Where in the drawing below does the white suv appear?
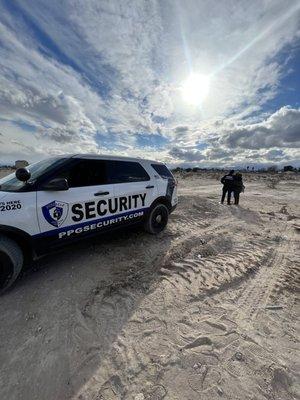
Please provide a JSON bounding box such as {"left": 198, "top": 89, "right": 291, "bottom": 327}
{"left": 0, "top": 155, "right": 177, "bottom": 293}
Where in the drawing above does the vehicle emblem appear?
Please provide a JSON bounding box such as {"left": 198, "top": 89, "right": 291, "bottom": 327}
{"left": 42, "top": 200, "right": 69, "bottom": 227}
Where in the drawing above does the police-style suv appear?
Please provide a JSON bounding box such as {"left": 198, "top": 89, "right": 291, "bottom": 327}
{"left": 0, "top": 155, "right": 177, "bottom": 293}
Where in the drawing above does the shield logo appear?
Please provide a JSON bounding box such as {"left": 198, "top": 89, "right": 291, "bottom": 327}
{"left": 42, "top": 200, "right": 69, "bottom": 227}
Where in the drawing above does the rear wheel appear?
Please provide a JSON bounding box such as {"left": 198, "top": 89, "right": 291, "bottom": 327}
{"left": 144, "top": 203, "right": 169, "bottom": 234}
{"left": 0, "top": 235, "right": 23, "bottom": 295}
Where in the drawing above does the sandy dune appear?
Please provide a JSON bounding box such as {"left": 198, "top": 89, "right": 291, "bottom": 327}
{"left": 0, "top": 174, "right": 299, "bottom": 400}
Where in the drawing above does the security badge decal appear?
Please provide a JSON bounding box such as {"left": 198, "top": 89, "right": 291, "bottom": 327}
{"left": 42, "top": 201, "right": 69, "bottom": 227}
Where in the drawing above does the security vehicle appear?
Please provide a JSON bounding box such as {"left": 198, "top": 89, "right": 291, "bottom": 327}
{"left": 0, "top": 155, "right": 177, "bottom": 293}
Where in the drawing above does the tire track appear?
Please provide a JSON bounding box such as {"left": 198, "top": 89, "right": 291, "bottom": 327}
{"left": 73, "top": 196, "right": 297, "bottom": 400}
{"left": 159, "top": 241, "right": 268, "bottom": 301}
{"left": 231, "top": 225, "right": 297, "bottom": 323}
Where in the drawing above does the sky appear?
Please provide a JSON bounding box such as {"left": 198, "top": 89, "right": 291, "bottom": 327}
{"left": 0, "top": 0, "right": 300, "bottom": 168}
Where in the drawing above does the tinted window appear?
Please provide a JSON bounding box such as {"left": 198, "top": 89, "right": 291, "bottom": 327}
{"left": 108, "top": 161, "right": 150, "bottom": 183}
{"left": 54, "top": 160, "right": 108, "bottom": 188}
{"left": 151, "top": 164, "right": 173, "bottom": 179}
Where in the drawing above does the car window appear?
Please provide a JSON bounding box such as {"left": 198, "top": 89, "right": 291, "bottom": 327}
{"left": 0, "top": 158, "right": 67, "bottom": 192}
{"left": 108, "top": 161, "right": 150, "bottom": 183}
{"left": 151, "top": 164, "right": 173, "bottom": 179}
{"left": 55, "top": 160, "right": 109, "bottom": 188}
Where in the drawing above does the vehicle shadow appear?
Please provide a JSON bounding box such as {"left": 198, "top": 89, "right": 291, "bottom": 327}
{"left": 0, "top": 224, "right": 176, "bottom": 400}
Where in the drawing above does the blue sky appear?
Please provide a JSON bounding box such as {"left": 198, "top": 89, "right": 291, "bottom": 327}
{"left": 0, "top": 0, "right": 299, "bottom": 167}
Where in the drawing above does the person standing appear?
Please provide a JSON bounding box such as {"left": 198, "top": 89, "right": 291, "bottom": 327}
{"left": 220, "top": 170, "right": 235, "bottom": 204}
{"left": 233, "top": 172, "right": 245, "bottom": 205}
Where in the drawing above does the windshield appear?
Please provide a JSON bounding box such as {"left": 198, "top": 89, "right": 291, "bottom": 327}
{"left": 0, "top": 158, "right": 67, "bottom": 192}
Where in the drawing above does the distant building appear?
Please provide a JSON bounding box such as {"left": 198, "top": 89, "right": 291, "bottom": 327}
{"left": 15, "top": 160, "right": 29, "bottom": 169}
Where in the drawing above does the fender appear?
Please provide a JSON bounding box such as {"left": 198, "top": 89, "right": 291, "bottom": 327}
{"left": 0, "top": 224, "right": 36, "bottom": 261}
{"left": 148, "top": 196, "right": 172, "bottom": 213}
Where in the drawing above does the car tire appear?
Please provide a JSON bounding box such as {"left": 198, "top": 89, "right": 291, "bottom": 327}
{"left": 144, "top": 203, "right": 169, "bottom": 234}
{"left": 0, "top": 235, "right": 23, "bottom": 295}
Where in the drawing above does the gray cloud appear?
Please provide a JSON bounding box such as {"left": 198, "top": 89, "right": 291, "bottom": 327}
{"left": 169, "top": 147, "right": 205, "bottom": 162}
{"left": 11, "top": 140, "right": 38, "bottom": 153}
{"left": 1, "top": 86, "right": 73, "bottom": 125}
{"left": 205, "top": 147, "right": 236, "bottom": 161}
{"left": 174, "top": 126, "right": 189, "bottom": 133}
{"left": 264, "top": 149, "right": 286, "bottom": 161}
{"left": 222, "top": 107, "right": 300, "bottom": 150}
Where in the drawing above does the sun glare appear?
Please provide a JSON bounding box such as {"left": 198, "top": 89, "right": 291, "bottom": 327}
{"left": 181, "top": 73, "right": 210, "bottom": 105}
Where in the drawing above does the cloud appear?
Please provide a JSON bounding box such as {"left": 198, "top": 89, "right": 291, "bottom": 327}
{"left": 174, "top": 126, "right": 189, "bottom": 133}
{"left": 205, "top": 147, "right": 236, "bottom": 161}
{"left": 0, "top": 0, "right": 300, "bottom": 166}
{"left": 169, "top": 147, "right": 205, "bottom": 162}
{"left": 264, "top": 149, "right": 286, "bottom": 161}
{"left": 221, "top": 106, "right": 300, "bottom": 150}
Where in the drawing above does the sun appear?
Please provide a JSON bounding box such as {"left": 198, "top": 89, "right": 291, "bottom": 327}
{"left": 181, "top": 73, "right": 210, "bottom": 105}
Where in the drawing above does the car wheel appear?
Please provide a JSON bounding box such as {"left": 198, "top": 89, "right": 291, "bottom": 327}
{"left": 144, "top": 203, "right": 169, "bottom": 234}
{"left": 0, "top": 235, "right": 23, "bottom": 295}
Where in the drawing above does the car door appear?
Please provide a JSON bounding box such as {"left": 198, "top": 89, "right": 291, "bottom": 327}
{"left": 0, "top": 191, "right": 38, "bottom": 236}
{"left": 36, "top": 158, "right": 115, "bottom": 245}
{"left": 109, "top": 160, "right": 157, "bottom": 221}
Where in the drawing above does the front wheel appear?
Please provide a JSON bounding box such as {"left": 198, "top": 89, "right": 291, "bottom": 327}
{"left": 144, "top": 204, "right": 169, "bottom": 234}
{"left": 0, "top": 235, "right": 23, "bottom": 295}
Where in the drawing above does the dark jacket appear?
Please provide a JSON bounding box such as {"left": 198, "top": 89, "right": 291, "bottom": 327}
{"left": 221, "top": 174, "right": 235, "bottom": 189}
{"left": 233, "top": 175, "right": 245, "bottom": 193}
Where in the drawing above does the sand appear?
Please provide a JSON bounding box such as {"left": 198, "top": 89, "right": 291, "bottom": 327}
{"left": 0, "top": 173, "right": 299, "bottom": 400}
{"left": 0, "top": 168, "right": 15, "bottom": 179}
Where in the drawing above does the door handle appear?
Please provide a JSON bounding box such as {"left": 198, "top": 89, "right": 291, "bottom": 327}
{"left": 145, "top": 185, "right": 154, "bottom": 189}
{"left": 94, "top": 191, "right": 110, "bottom": 196}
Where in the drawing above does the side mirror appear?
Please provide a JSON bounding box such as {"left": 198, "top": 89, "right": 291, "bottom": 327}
{"left": 42, "top": 178, "right": 69, "bottom": 191}
{"left": 16, "top": 168, "right": 31, "bottom": 182}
